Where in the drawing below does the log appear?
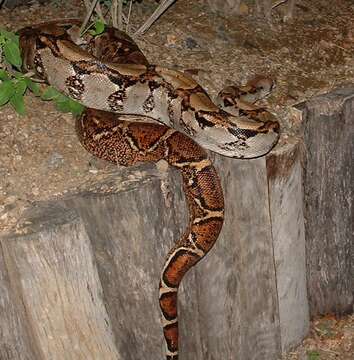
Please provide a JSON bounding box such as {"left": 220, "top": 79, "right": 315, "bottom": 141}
{"left": 299, "top": 86, "right": 354, "bottom": 317}
{"left": 1, "top": 203, "right": 121, "bottom": 360}
{"left": 266, "top": 139, "right": 309, "bottom": 351}
{"left": 198, "top": 155, "right": 282, "bottom": 359}
{"left": 0, "top": 134, "right": 309, "bottom": 359}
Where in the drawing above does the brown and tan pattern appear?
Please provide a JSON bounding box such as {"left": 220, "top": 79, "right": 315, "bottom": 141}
{"left": 18, "top": 19, "right": 279, "bottom": 159}
{"left": 18, "top": 20, "right": 279, "bottom": 359}
{"left": 77, "top": 109, "right": 224, "bottom": 359}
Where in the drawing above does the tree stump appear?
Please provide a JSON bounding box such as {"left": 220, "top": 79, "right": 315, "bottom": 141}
{"left": 299, "top": 86, "right": 354, "bottom": 317}
{"left": 0, "top": 128, "right": 309, "bottom": 359}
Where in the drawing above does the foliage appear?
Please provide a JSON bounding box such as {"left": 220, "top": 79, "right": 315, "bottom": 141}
{"left": 41, "top": 87, "right": 84, "bottom": 115}
{"left": 0, "top": 28, "right": 26, "bottom": 114}
{"left": 0, "top": 28, "right": 84, "bottom": 116}
{"left": 87, "top": 20, "right": 106, "bottom": 36}
{"left": 307, "top": 350, "right": 321, "bottom": 360}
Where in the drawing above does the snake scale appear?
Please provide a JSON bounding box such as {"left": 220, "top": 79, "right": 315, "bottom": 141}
{"left": 18, "top": 19, "right": 279, "bottom": 359}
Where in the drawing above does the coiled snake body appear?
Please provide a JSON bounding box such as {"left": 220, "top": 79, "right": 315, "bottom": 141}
{"left": 19, "top": 20, "right": 279, "bottom": 359}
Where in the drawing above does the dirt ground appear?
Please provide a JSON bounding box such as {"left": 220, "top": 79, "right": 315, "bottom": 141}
{"left": 283, "top": 314, "right": 354, "bottom": 360}
{"left": 0, "top": 0, "right": 353, "bottom": 358}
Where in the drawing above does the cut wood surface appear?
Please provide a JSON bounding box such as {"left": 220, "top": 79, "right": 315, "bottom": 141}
{"left": 1, "top": 205, "right": 121, "bottom": 360}
{"left": 1, "top": 87, "right": 353, "bottom": 360}
{"left": 1, "top": 137, "right": 308, "bottom": 359}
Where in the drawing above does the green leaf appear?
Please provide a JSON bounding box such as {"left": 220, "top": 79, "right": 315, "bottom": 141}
{"left": 0, "top": 69, "right": 9, "bottom": 80}
{"left": 307, "top": 350, "right": 320, "bottom": 360}
{"left": 15, "top": 78, "right": 27, "bottom": 95}
{"left": 55, "top": 98, "right": 71, "bottom": 112}
{"left": 10, "top": 92, "right": 25, "bottom": 115}
{"left": 4, "top": 40, "right": 22, "bottom": 69}
{"left": 83, "top": 21, "right": 97, "bottom": 36}
{"left": 67, "top": 99, "right": 85, "bottom": 115}
{"left": 55, "top": 96, "right": 84, "bottom": 115}
{"left": 25, "top": 79, "right": 41, "bottom": 96}
{"left": 41, "top": 86, "right": 61, "bottom": 100}
{"left": 94, "top": 21, "right": 105, "bottom": 35}
{"left": 13, "top": 70, "right": 26, "bottom": 79}
{"left": 41, "top": 87, "right": 83, "bottom": 115}
{"left": 0, "top": 29, "right": 19, "bottom": 44}
{"left": 0, "top": 80, "right": 15, "bottom": 106}
{"left": 88, "top": 20, "right": 105, "bottom": 36}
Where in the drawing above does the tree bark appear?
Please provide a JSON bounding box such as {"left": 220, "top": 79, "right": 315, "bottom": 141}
{"left": 299, "top": 86, "right": 354, "bottom": 317}
{"left": 0, "top": 138, "right": 309, "bottom": 359}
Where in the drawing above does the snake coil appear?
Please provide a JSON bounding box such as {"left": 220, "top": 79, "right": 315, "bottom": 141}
{"left": 19, "top": 20, "right": 279, "bottom": 359}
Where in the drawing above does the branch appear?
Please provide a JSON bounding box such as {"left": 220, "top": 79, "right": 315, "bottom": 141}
{"left": 118, "top": 0, "right": 123, "bottom": 30}
{"left": 134, "top": 0, "right": 176, "bottom": 36}
{"left": 111, "top": 0, "right": 124, "bottom": 29}
{"left": 126, "top": 0, "right": 133, "bottom": 33}
{"left": 80, "top": 0, "right": 101, "bottom": 34}
{"left": 272, "top": 0, "right": 289, "bottom": 9}
{"left": 111, "top": 0, "right": 118, "bottom": 28}
{"left": 83, "top": 0, "right": 105, "bottom": 22}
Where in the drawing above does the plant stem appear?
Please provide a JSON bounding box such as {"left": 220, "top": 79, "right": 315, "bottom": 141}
{"left": 80, "top": 0, "right": 103, "bottom": 34}
{"left": 134, "top": 0, "right": 176, "bottom": 36}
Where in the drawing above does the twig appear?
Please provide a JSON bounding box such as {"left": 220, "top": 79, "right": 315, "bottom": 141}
{"left": 284, "top": 0, "right": 297, "bottom": 21}
{"left": 134, "top": 0, "right": 176, "bottom": 36}
{"left": 118, "top": 0, "right": 123, "bottom": 30}
{"left": 272, "top": 0, "right": 289, "bottom": 9}
{"left": 83, "top": 0, "right": 105, "bottom": 22}
{"left": 96, "top": 3, "right": 105, "bottom": 22}
{"left": 111, "top": 0, "right": 118, "bottom": 28}
{"left": 0, "top": 62, "right": 44, "bottom": 82}
{"left": 111, "top": 0, "right": 124, "bottom": 29}
{"left": 80, "top": 0, "right": 102, "bottom": 34}
{"left": 126, "top": 0, "right": 133, "bottom": 33}
{"left": 83, "top": 0, "right": 90, "bottom": 11}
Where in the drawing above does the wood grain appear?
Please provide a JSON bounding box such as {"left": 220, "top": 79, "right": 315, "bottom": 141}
{"left": 0, "top": 138, "right": 311, "bottom": 359}
{"left": 300, "top": 87, "right": 354, "bottom": 316}
{"left": 197, "top": 155, "right": 282, "bottom": 360}
{"left": 267, "top": 139, "right": 310, "bottom": 351}
{"left": 1, "top": 204, "right": 120, "bottom": 360}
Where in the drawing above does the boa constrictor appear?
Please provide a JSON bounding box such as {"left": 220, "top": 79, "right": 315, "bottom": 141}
{"left": 18, "top": 19, "right": 279, "bottom": 359}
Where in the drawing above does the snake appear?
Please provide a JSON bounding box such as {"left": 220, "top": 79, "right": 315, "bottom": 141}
{"left": 18, "top": 19, "right": 279, "bottom": 359}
